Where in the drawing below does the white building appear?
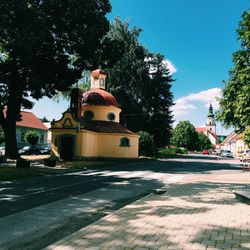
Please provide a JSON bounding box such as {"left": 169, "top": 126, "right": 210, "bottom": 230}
{"left": 196, "top": 103, "right": 217, "bottom": 146}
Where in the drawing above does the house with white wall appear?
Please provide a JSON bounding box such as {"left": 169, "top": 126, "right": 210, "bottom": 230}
{"left": 16, "top": 111, "right": 48, "bottom": 148}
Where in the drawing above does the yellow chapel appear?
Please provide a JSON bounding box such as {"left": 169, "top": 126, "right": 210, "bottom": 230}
{"left": 50, "top": 69, "right": 139, "bottom": 160}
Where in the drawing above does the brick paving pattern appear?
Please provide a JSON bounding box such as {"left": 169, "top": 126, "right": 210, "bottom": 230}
{"left": 46, "top": 181, "right": 250, "bottom": 250}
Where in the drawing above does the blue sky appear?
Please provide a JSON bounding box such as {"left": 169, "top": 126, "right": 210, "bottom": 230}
{"left": 30, "top": 0, "right": 249, "bottom": 135}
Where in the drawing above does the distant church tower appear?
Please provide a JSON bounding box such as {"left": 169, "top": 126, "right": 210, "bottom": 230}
{"left": 206, "top": 103, "right": 216, "bottom": 134}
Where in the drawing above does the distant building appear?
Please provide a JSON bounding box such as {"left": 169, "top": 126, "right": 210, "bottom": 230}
{"left": 196, "top": 127, "right": 217, "bottom": 146}
{"left": 1, "top": 109, "right": 48, "bottom": 148}
{"left": 196, "top": 103, "right": 217, "bottom": 146}
{"left": 206, "top": 103, "right": 216, "bottom": 134}
{"left": 195, "top": 103, "right": 228, "bottom": 148}
{"left": 220, "top": 131, "right": 249, "bottom": 157}
{"left": 50, "top": 69, "right": 139, "bottom": 160}
{"left": 16, "top": 111, "right": 48, "bottom": 148}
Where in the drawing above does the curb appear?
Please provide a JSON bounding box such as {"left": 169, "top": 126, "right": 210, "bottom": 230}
{"left": 233, "top": 190, "right": 250, "bottom": 205}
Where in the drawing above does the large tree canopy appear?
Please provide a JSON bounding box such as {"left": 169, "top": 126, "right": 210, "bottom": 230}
{"left": 171, "top": 121, "right": 198, "bottom": 150}
{"left": 106, "top": 18, "right": 148, "bottom": 131}
{"left": 106, "top": 18, "right": 174, "bottom": 146}
{"left": 0, "top": 0, "right": 112, "bottom": 158}
{"left": 143, "top": 54, "right": 174, "bottom": 146}
{"left": 197, "top": 132, "right": 212, "bottom": 151}
{"left": 217, "top": 11, "right": 250, "bottom": 130}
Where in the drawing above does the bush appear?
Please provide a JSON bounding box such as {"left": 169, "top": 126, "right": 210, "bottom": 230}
{"left": 176, "top": 147, "right": 188, "bottom": 154}
{"left": 44, "top": 156, "right": 58, "bottom": 167}
{"left": 24, "top": 131, "right": 39, "bottom": 147}
{"left": 16, "top": 158, "right": 30, "bottom": 168}
{"left": 158, "top": 147, "right": 188, "bottom": 158}
{"left": 138, "top": 131, "right": 157, "bottom": 157}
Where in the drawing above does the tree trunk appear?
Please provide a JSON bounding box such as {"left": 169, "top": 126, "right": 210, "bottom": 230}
{"left": 4, "top": 82, "right": 22, "bottom": 159}
{"left": 5, "top": 121, "right": 19, "bottom": 159}
{"left": 4, "top": 102, "right": 19, "bottom": 159}
{"left": 0, "top": 55, "right": 23, "bottom": 159}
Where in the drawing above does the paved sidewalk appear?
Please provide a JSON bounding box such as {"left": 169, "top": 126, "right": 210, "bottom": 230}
{"left": 45, "top": 180, "right": 250, "bottom": 250}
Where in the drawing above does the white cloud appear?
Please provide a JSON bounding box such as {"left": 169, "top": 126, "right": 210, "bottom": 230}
{"left": 172, "top": 98, "right": 196, "bottom": 116}
{"left": 145, "top": 57, "right": 177, "bottom": 75}
{"left": 162, "top": 59, "right": 177, "bottom": 75}
{"left": 172, "top": 87, "right": 222, "bottom": 117}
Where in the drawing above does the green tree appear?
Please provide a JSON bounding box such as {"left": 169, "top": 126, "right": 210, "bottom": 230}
{"left": 107, "top": 18, "right": 149, "bottom": 132}
{"left": 107, "top": 19, "right": 174, "bottom": 146}
{"left": 217, "top": 11, "right": 250, "bottom": 130}
{"left": 143, "top": 54, "right": 174, "bottom": 146}
{"left": 197, "top": 133, "right": 212, "bottom": 151}
{"left": 24, "top": 131, "right": 39, "bottom": 147}
{"left": 171, "top": 121, "right": 198, "bottom": 150}
{"left": 0, "top": 0, "right": 112, "bottom": 158}
{"left": 244, "top": 127, "right": 250, "bottom": 147}
{"left": 138, "top": 131, "right": 157, "bottom": 157}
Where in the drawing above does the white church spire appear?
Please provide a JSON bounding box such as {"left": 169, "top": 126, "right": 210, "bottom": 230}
{"left": 206, "top": 103, "right": 216, "bottom": 134}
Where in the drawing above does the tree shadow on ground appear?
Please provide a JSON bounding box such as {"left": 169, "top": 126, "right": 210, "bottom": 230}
{"left": 44, "top": 181, "right": 250, "bottom": 250}
{"left": 192, "top": 226, "right": 250, "bottom": 249}
{"left": 90, "top": 156, "right": 243, "bottom": 175}
{"left": 1, "top": 155, "right": 250, "bottom": 249}
{"left": 162, "top": 182, "right": 247, "bottom": 205}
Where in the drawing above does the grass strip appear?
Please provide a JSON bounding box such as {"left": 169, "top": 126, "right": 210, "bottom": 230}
{"left": 0, "top": 167, "right": 44, "bottom": 181}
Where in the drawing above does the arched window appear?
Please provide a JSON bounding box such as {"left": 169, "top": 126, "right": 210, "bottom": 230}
{"left": 83, "top": 110, "right": 94, "bottom": 120}
{"left": 100, "top": 78, "right": 105, "bottom": 87}
{"left": 107, "top": 112, "right": 116, "bottom": 121}
{"left": 120, "top": 137, "right": 130, "bottom": 147}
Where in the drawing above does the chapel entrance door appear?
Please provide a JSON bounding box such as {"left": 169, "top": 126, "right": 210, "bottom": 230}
{"left": 60, "top": 136, "right": 74, "bottom": 161}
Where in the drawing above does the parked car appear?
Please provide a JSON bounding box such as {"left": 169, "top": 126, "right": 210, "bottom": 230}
{"left": 210, "top": 150, "right": 217, "bottom": 155}
{"left": 202, "top": 149, "right": 210, "bottom": 155}
{"left": 0, "top": 146, "right": 5, "bottom": 156}
{"left": 220, "top": 150, "right": 233, "bottom": 158}
{"left": 238, "top": 149, "right": 250, "bottom": 161}
{"left": 40, "top": 146, "right": 51, "bottom": 155}
{"left": 18, "top": 146, "right": 41, "bottom": 155}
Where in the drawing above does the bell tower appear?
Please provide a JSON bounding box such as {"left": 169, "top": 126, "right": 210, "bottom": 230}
{"left": 90, "top": 69, "right": 107, "bottom": 89}
{"left": 206, "top": 103, "right": 216, "bottom": 134}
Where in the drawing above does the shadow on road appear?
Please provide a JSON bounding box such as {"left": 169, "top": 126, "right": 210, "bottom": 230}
{"left": 90, "top": 155, "right": 241, "bottom": 174}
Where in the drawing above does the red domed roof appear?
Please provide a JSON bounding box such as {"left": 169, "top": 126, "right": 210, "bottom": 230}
{"left": 82, "top": 88, "right": 119, "bottom": 107}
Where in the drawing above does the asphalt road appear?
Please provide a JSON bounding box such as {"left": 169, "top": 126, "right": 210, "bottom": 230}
{"left": 0, "top": 154, "right": 243, "bottom": 250}
{"left": 0, "top": 154, "right": 241, "bottom": 219}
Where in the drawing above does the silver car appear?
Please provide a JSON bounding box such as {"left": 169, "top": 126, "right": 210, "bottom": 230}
{"left": 220, "top": 150, "right": 233, "bottom": 158}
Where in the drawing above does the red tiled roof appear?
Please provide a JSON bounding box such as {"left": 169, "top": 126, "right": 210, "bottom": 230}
{"left": 91, "top": 69, "right": 107, "bottom": 78}
{"left": 196, "top": 127, "right": 207, "bottom": 133}
{"left": 82, "top": 88, "right": 119, "bottom": 107}
{"left": 3, "top": 108, "right": 47, "bottom": 130}
{"left": 17, "top": 112, "right": 48, "bottom": 130}
{"left": 196, "top": 127, "right": 217, "bottom": 138}
{"left": 83, "top": 120, "right": 135, "bottom": 135}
